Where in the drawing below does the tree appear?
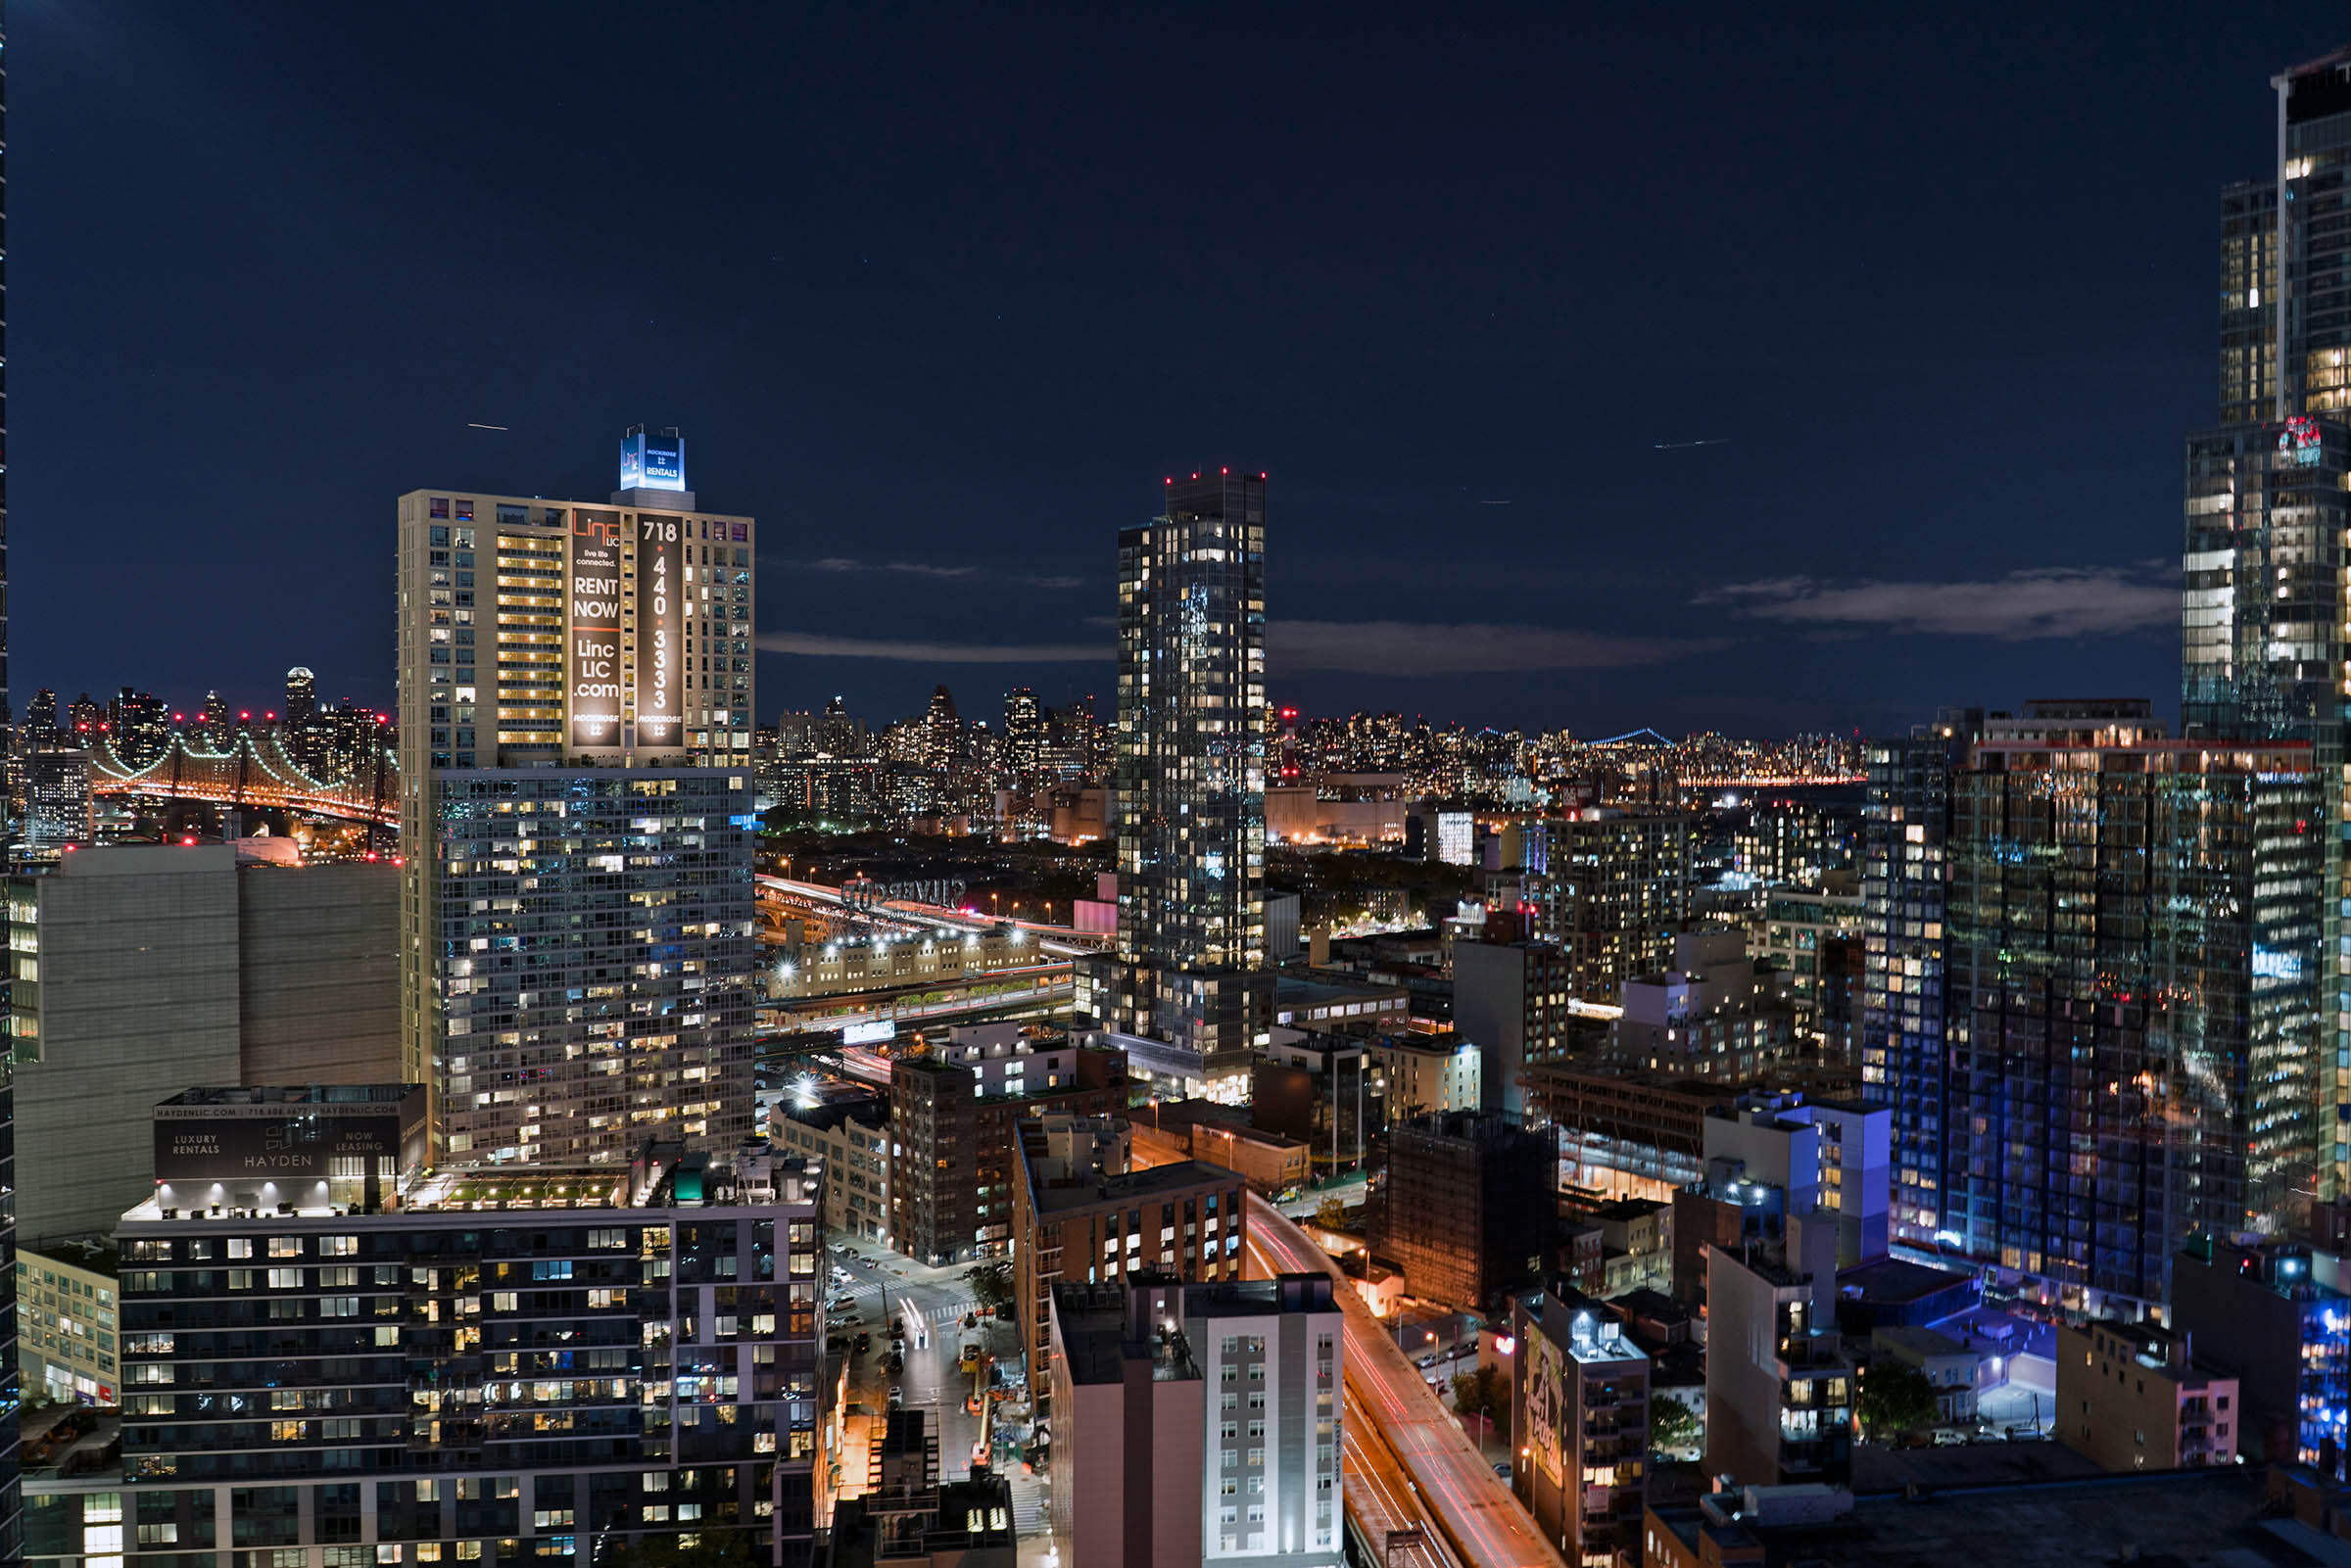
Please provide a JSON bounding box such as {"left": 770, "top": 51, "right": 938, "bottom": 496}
{"left": 1650, "top": 1396, "right": 1699, "bottom": 1454}
{"left": 1312, "top": 1197, "right": 1351, "bottom": 1232}
{"left": 1451, "top": 1363, "right": 1507, "bottom": 1424}
{"left": 1855, "top": 1360, "right": 1942, "bottom": 1441}
{"left": 969, "top": 1260, "right": 1014, "bottom": 1314}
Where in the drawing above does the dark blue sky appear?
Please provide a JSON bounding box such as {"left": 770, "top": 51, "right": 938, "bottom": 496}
{"left": 15, "top": 2, "right": 2332, "bottom": 736}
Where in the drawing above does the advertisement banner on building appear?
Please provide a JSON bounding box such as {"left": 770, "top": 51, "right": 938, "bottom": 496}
{"left": 635, "top": 513, "right": 686, "bottom": 754}
{"left": 567, "top": 511, "right": 624, "bottom": 750}
{"left": 153, "top": 1109, "right": 407, "bottom": 1185}
{"left": 1526, "top": 1330, "right": 1566, "bottom": 1486}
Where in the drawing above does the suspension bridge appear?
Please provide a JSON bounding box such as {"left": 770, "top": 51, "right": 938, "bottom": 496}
{"left": 85, "top": 731, "right": 400, "bottom": 829}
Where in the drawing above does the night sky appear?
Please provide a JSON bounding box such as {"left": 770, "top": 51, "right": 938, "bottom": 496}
{"left": 15, "top": 3, "right": 2334, "bottom": 736}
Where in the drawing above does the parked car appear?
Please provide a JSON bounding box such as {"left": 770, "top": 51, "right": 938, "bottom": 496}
{"left": 1493, "top": 1461, "right": 1511, "bottom": 1480}
{"left": 888, "top": 1387, "right": 903, "bottom": 1408}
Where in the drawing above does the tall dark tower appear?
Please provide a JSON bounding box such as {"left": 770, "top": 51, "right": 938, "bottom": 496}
{"left": 1083, "top": 469, "right": 1271, "bottom": 1098}
{"left": 0, "top": 6, "right": 26, "bottom": 1554}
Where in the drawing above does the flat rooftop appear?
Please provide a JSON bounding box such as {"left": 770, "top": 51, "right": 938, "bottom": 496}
{"left": 158, "top": 1084, "right": 417, "bottom": 1108}
{"left": 1838, "top": 1255, "right": 1972, "bottom": 1306}
{"left": 1031, "top": 1158, "right": 1239, "bottom": 1216}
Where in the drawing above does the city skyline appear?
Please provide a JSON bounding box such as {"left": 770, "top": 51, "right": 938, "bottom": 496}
{"left": 15, "top": 5, "right": 2336, "bottom": 735}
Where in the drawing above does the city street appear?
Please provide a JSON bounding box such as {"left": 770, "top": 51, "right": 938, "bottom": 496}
{"left": 825, "top": 1238, "right": 1045, "bottom": 1541}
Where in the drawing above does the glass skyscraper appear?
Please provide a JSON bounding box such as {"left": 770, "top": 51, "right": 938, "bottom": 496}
{"left": 1086, "top": 471, "right": 1271, "bottom": 1091}
{"left": 2217, "top": 47, "right": 2351, "bottom": 426}
{"left": 1941, "top": 736, "right": 2324, "bottom": 1310}
{"left": 2186, "top": 47, "right": 2351, "bottom": 1204}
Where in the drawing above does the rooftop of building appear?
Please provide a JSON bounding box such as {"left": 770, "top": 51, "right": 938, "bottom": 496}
{"left": 1029, "top": 1157, "right": 1239, "bottom": 1216}
{"left": 1836, "top": 1256, "right": 1972, "bottom": 1307}
{"left": 776, "top": 1084, "right": 889, "bottom": 1134}
{"left": 1050, "top": 1281, "right": 1198, "bottom": 1386}
{"left": 1872, "top": 1323, "right": 1972, "bottom": 1359}
{"left": 1658, "top": 1465, "right": 2289, "bottom": 1567}
{"left": 132, "top": 1140, "right": 818, "bottom": 1223}
{"left": 1273, "top": 973, "right": 1410, "bottom": 1010}
{"left": 156, "top": 1083, "right": 418, "bottom": 1109}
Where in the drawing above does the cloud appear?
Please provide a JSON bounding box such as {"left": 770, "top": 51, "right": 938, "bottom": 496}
{"left": 1271, "top": 621, "right": 1721, "bottom": 675}
{"left": 786, "top": 556, "right": 1077, "bottom": 587}
{"left": 1701, "top": 566, "right": 2177, "bottom": 641}
{"left": 758, "top": 618, "right": 1719, "bottom": 674}
{"left": 757, "top": 632, "right": 1103, "bottom": 663}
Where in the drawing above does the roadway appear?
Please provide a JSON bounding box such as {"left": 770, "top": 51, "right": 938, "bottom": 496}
{"left": 1244, "top": 1194, "right": 1565, "bottom": 1568}
{"left": 757, "top": 873, "right": 1107, "bottom": 958}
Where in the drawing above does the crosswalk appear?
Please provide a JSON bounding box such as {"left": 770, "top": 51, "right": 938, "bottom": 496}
{"left": 911, "top": 1299, "right": 978, "bottom": 1325}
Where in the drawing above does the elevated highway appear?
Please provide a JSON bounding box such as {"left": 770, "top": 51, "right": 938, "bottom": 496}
{"left": 1245, "top": 1195, "right": 1565, "bottom": 1568}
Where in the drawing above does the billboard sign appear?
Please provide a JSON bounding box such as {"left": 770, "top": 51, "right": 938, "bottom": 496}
{"left": 636, "top": 513, "right": 686, "bottom": 753}
{"left": 1525, "top": 1330, "right": 1566, "bottom": 1486}
{"left": 620, "top": 427, "right": 689, "bottom": 493}
{"left": 568, "top": 510, "right": 624, "bottom": 750}
{"left": 154, "top": 1105, "right": 409, "bottom": 1185}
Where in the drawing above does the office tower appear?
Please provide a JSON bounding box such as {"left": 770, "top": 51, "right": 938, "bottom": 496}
{"left": 1366, "top": 1110, "right": 1556, "bottom": 1310}
{"left": 17, "top": 747, "right": 90, "bottom": 852}
{"left": 1001, "top": 686, "right": 1041, "bottom": 787}
{"left": 19, "top": 689, "right": 53, "bottom": 747}
{"left": 923, "top": 685, "right": 960, "bottom": 777}
{"left": 18, "top": 1086, "right": 825, "bottom": 1562}
{"left": 1048, "top": 1271, "right": 1343, "bottom": 1568}
{"left": 1012, "top": 1118, "right": 1246, "bottom": 1407}
{"left": 2172, "top": 1236, "right": 2351, "bottom": 1478}
{"left": 1940, "top": 731, "right": 2324, "bottom": 1312}
{"left": 106, "top": 689, "right": 168, "bottom": 767}
{"left": 1703, "top": 1209, "right": 1853, "bottom": 1487}
{"left": 395, "top": 430, "right": 758, "bottom": 1168}
{"left": 284, "top": 665, "right": 317, "bottom": 733}
{"left": 1453, "top": 937, "right": 1569, "bottom": 1114}
{"left": 1087, "top": 471, "right": 1271, "bottom": 1088}
{"left": 1532, "top": 806, "right": 1692, "bottom": 1002}
{"left": 5, "top": 844, "right": 402, "bottom": 1239}
{"left": 283, "top": 665, "right": 321, "bottom": 770}
{"left": 1509, "top": 1293, "right": 1648, "bottom": 1565}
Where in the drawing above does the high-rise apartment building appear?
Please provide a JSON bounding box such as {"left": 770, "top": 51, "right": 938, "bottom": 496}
{"left": 21, "top": 1087, "right": 826, "bottom": 1566}
{"left": 416, "top": 770, "right": 755, "bottom": 1165}
{"left": 1086, "top": 471, "right": 1271, "bottom": 1087}
{"left": 1047, "top": 1271, "right": 1343, "bottom": 1568}
{"left": 0, "top": 18, "right": 25, "bottom": 1548}
{"left": 2217, "top": 48, "right": 2351, "bottom": 425}
{"left": 1942, "top": 733, "right": 2324, "bottom": 1310}
{"left": 396, "top": 431, "right": 758, "bottom": 1168}
{"left": 1531, "top": 807, "right": 1692, "bottom": 1002}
